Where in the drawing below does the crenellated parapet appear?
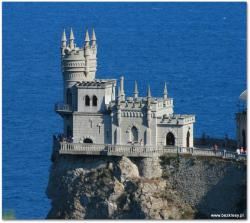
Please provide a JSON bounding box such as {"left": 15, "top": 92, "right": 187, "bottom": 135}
{"left": 61, "top": 28, "right": 97, "bottom": 91}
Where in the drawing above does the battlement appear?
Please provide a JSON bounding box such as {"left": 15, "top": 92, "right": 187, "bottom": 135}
{"left": 158, "top": 114, "right": 195, "bottom": 125}
{"left": 76, "top": 79, "right": 116, "bottom": 89}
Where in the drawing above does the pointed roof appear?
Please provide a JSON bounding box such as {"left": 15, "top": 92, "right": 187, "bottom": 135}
{"left": 164, "top": 82, "right": 168, "bottom": 95}
{"left": 147, "top": 85, "right": 151, "bottom": 98}
{"left": 239, "top": 90, "right": 247, "bottom": 101}
{"left": 92, "top": 28, "right": 96, "bottom": 41}
{"left": 134, "top": 81, "right": 138, "bottom": 94}
{"left": 85, "top": 29, "right": 90, "bottom": 42}
{"left": 70, "top": 28, "right": 74, "bottom": 40}
{"left": 117, "top": 86, "right": 121, "bottom": 98}
{"left": 61, "top": 29, "right": 67, "bottom": 42}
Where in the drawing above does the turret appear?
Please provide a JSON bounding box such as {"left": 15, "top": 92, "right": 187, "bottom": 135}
{"left": 61, "top": 29, "right": 67, "bottom": 55}
{"left": 147, "top": 85, "right": 152, "bottom": 127}
{"left": 117, "top": 86, "right": 121, "bottom": 106}
{"left": 91, "top": 28, "right": 96, "bottom": 47}
{"left": 147, "top": 84, "right": 151, "bottom": 106}
{"left": 61, "top": 27, "right": 98, "bottom": 103}
{"left": 163, "top": 82, "right": 168, "bottom": 99}
{"left": 133, "top": 81, "right": 138, "bottom": 99}
{"left": 117, "top": 86, "right": 121, "bottom": 126}
{"left": 120, "top": 76, "right": 125, "bottom": 101}
{"left": 69, "top": 28, "right": 75, "bottom": 49}
{"left": 84, "top": 29, "right": 91, "bottom": 77}
{"left": 84, "top": 29, "right": 90, "bottom": 48}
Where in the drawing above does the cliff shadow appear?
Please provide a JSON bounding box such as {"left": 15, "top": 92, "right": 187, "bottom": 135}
{"left": 195, "top": 162, "right": 246, "bottom": 219}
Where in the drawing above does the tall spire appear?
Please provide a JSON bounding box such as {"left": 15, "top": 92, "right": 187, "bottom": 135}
{"left": 117, "top": 86, "right": 121, "bottom": 105}
{"left": 85, "top": 29, "right": 90, "bottom": 47}
{"left": 69, "top": 28, "right": 75, "bottom": 49}
{"left": 61, "top": 29, "right": 67, "bottom": 55}
{"left": 61, "top": 29, "right": 67, "bottom": 46}
{"left": 133, "top": 80, "right": 138, "bottom": 99}
{"left": 91, "top": 28, "right": 96, "bottom": 47}
{"left": 147, "top": 84, "right": 151, "bottom": 98}
{"left": 147, "top": 84, "right": 151, "bottom": 106}
{"left": 163, "top": 82, "right": 168, "bottom": 99}
{"left": 120, "top": 76, "right": 125, "bottom": 101}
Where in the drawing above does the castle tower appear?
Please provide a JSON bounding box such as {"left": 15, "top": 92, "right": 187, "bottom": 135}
{"left": 61, "top": 28, "right": 97, "bottom": 103}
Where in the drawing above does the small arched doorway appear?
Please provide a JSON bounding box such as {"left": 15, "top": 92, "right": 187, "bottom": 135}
{"left": 131, "top": 126, "right": 138, "bottom": 142}
{"left": 83, "top": 138, "right": 93, "bottom": 143}
{"left": 166, "top": 132, "right": 175, "bottom": 146}
{"left": 186, "top": 131, "right": 190, "bottom": 147}
{"left": 242, "top": 129, "right": 246, "bottom": 148}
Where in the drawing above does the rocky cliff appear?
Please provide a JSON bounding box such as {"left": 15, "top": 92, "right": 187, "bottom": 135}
{"left": 46, "top": 153, "right": 246, "bottom": 219}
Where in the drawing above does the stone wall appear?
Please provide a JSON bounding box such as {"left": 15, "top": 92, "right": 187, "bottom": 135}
{"left": 160, "top": 154, "right": 246, "bottom": 219}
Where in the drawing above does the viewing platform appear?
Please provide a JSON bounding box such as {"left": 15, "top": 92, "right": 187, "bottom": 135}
{"left": 55, "top": 102, "right": 72, "bottom": 114}
{"left": 53, "top": 141, "right": 246, "bottom": 161}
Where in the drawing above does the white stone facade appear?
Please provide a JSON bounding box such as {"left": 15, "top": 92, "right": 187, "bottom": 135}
{"left": 57, "top": 28, "right": 195, "bottom": 148}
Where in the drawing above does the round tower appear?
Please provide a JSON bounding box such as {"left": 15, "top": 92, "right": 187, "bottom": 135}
{"left": 61, "top": 28, "right": 97, "bottom": 103}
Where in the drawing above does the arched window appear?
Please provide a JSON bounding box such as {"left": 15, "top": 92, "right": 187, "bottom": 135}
{"left": 186, "top": 131, "right": 190, "bottom": 147}
{"left": 83, "top": 138, "right": 93, "bottom": 143}
{"left": 242, "top": 129, "right": 246, "bottom": 148}
{"left": 66, "top": 88, "right": 72, "bottom": 106}
{"left": 93, "top": 95, "right": 98, "bottom": 106}
{"left": 131, "top": 126, "right": 138, "bottom": 142}
{"left": 85, "top": 95, "right": 90, "bottom": 106}
{"left": 166, "top": 132, "right": 175, "bottom": 146}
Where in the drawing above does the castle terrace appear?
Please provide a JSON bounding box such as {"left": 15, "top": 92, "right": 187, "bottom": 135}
{"left": 53, "top": 140, "right": 246, "bottom": 161}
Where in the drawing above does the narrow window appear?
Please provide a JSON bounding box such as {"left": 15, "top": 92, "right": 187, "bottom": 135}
{"left": 131, "top": 126, "right": 139, "bottom": 142}
{"left": 93, "top": 95, "right": 98, "bottom": 106}
{"left": 85, "top": 95, "right": 90, "bottom": 106}
{"left": 186, "top": 131, "right": 190, "bottom": 147}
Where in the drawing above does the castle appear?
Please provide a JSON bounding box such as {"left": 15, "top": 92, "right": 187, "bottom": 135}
{"left": 55, "top": 28, "right": 195, "bottom": 149}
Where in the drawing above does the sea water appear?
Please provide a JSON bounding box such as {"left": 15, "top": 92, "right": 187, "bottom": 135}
{"left": 3, "top": 2, "right": 246, "bottom": 219}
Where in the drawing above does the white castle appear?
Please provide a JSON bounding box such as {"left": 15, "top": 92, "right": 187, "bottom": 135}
{"left": 55, "top": 28, "right": 195, "bottom": 152}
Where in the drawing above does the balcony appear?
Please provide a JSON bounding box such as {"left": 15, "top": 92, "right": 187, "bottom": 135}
{"left": 53, "top": 141, "right": 246, "bottom": 161}
{"left": 55, "top": 102, "right": 72, "bottom": 114}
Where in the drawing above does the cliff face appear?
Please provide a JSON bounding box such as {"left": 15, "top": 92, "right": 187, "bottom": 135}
{"left": 46, "top": 154, "right": 246, "bottom": 219}
{"left": 160, "top": 155, "right": 246, "bottom": 218}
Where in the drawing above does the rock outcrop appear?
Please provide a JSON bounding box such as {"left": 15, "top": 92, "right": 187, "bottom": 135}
{"left": 46, "top": 155, "right": 194, "bottom": 219}
{"left": 46, "top": 153, "right": 246, "bottom": 219}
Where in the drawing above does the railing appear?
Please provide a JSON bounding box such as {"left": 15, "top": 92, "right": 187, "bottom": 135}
{"left": 60, "top": 142, "right": 105, "bottom": 155}
{"left": 107, "top": 144, "right": 161, "bottom": 157}
{"left": 55, "top": 102, "right": 72, "bottom": 113}
{"left": 55, "top": 141, "right": 246, "bottom": 161}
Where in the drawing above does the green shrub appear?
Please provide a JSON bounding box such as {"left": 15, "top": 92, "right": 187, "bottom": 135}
{"left": 3, "top": 210, "right": 15, "bottom": 220}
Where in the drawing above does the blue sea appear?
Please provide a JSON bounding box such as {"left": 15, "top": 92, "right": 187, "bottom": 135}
{"left": 3, "top": 2, "right": 246, "bottom": 219}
